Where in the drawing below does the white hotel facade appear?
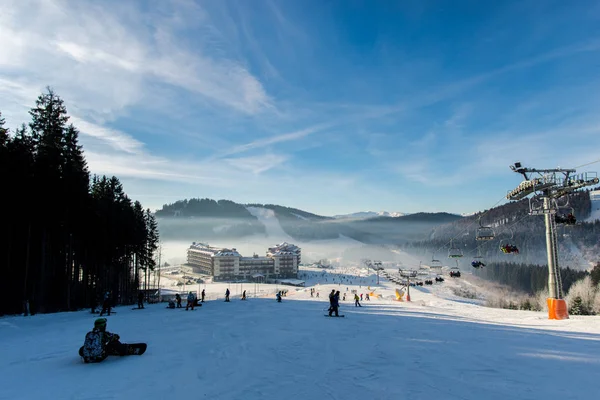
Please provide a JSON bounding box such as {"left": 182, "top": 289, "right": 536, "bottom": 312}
{"left": 186, "top": 242, "right": 301, "bottom": 281}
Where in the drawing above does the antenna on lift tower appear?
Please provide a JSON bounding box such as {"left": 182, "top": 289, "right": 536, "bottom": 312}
{"left": 507, "top": 162, "right": 599, "bottom": 320}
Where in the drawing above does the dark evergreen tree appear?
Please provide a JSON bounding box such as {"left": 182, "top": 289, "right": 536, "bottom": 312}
{"left": 0, "top": 89, "right": 160, "bottom": 315}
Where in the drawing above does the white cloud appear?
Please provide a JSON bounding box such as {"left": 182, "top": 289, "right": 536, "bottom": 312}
{"left": 0, "top": 0, "right": 272, "bottom": 120}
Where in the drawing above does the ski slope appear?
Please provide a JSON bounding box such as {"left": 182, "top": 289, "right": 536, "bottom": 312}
{"left": 1, "top": 267, "right": 600, "bottom": 400}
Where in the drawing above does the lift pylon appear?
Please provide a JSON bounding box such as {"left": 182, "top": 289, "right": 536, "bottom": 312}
{"left": 508, "top": 162, "right": 599, "bottom": 320}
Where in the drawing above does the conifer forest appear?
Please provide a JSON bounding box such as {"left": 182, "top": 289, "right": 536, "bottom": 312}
{"left": 0, "top": 88, "right": 159, "bottom": 315}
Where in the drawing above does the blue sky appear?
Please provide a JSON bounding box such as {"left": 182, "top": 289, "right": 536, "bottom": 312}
{"left": 2, "top": 0, "right": 600, "bottom": 216}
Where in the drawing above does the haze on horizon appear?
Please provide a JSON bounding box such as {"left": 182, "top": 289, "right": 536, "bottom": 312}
{"left": 2, "top": 1, "right": 600, "bottom": 216}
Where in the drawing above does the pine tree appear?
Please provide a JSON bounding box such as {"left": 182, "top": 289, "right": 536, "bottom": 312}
{"left": 570, "top": 296, "right": 584, "bottom": 315}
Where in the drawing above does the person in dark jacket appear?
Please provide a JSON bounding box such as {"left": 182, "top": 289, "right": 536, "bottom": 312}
{"left": 99, "top": 291, "right": 111, "bottom": 316}
{"left": 201, "top": 289, "right": 205, "bottom": 303}
{"left": 79, "top": 318, "right": 129, "bottom": 363}
{"left": 225, "top": 288, "right": 230, "bottom": 302}
{"left": 175, "top": 293, "right": 182, "bottom": 308}
{"left": 137, "top": 291, "right": 144, "bottom": 309}
{"left": 329, "top": 291, "right": 340, "bottom": 316}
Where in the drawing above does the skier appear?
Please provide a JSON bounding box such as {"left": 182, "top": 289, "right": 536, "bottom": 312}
{"left": 175, "top": 293, "right": 182, "bottom": 308}
{"left": 225, "top": 288, "right": 230, "bottom": 302}
{"left": 185, "top": 291, "right": 195, "bottom": 310}
{"left": 328, "top": 289, "right": 336, "bottom": 313}
{"left": 137, "top": 291, "right": 144, "bottom": 309}
{"left": 328, "top": 291, "right": 340, "bottom": 317}
{"left": 354, "top": 293, "right": 362, "bottom": 307}
{"left": 79, "top": 318, "right": 144, "bottom": 363}
{"left": 242, "top": 290, "right": 247, "bottom": 300}
{"left": 99, "top": 291, "right": 111, "bottom": 316}
{"left": 201, "top": 289, "right": 205, "bottom": 303}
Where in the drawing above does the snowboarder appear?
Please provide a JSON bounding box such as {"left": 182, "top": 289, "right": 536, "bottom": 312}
{"left": 242, "top": 290, "right": 247, "bottom": 300}
{"left": 328, "top": 289, "right": 335, "bottom": 312}
{"left": 201, "top": 289, "right": 205, "bottom": 303}
{"left": 79, "top": 318, "right": 145, "bottom": 363}
{"left": 99, "top": 291, "right": 111, "bottom": 316}
{"left": 167, "top": 299, "right": 175, "bottom": 309}
{"left": 276, "top": 291, "right": 282, "bottom": 302}
{"left": 225, "top": 288, "right": 230, "bottom": 302}
{"left": 186, "top": 291, "right": 195, "bottom": 310}
{"left": 137, "top": 291, "right": 145, "bottom": 309}
{"left": 365, "top": 293, "right": 370, "bottom": 301}
{"left": 354, "top": 293, "right": 362, "bottom": 307}
{"left": 329, "top": 291, "right": 340, "bottom": 317}
{"left": 175, "top": 293, "right": 182, "bottom": 308}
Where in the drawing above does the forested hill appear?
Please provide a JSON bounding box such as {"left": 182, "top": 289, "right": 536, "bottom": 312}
{"left": 155, "top": 198, "right": 464, "bottom": 243}
{"left": 0, "top": 89, "right": 159, "bottom": 316}
{"left": 401, "top": 190, "right": 599, "bottom": 268}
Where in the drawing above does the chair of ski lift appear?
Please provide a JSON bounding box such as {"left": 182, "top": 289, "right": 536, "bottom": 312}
{"left": 476, "top": 217, "right": 495, "bottom": 241}
{"left": 553, "top": 198, "right": 577, "bottom": 226}
{"left": 447, "top": 240, "right": 463, "bottom": 258}
{"left": 430, "top": 256, "right": 443, "bottom": 269}
{"left": 528, "top": 196, "right": 546, "bottom": 216}
{"left": 499, "top": 229, "right": 519, "bottom": 255}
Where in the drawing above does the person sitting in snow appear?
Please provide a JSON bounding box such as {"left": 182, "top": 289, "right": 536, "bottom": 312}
{"left": 79, "top": 318, "right": 129, "bottom": 363}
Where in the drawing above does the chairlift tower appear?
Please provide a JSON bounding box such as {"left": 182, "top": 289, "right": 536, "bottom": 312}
{"left": 507, "top": 162, "right": 599, "bottom": 320}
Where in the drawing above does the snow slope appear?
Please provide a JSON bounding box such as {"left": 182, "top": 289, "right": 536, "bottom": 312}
{"left": 245, "top": 206, "right": 365, "bottom": 263}
{"left": 2, "top": 267, "right": 600, "bottom": 400}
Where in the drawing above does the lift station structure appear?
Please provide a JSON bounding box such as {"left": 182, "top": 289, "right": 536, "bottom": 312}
{"left": 507, "top": 162, "right": 598, "bottom": 320}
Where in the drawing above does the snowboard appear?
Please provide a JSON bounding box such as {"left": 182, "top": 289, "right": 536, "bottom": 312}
{"left": 132, "top": 307, "right": 145, "bottom": 310}
{"left": 127, "top": 343, "right": 147, "bottom": 355}
{"left": 324, "top": 315, "right": 345, "bottom": 317}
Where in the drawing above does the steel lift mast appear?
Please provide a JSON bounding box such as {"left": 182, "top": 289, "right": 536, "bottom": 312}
{"left": 507, "top": 162, "right": 599, "bottom": 319}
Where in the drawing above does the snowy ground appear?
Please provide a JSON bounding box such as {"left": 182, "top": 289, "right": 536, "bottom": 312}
{"left": 2, "top": 265, "right": 600, "bottom": 400}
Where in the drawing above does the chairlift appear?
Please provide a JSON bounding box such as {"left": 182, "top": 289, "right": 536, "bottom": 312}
{"left": 499, "top": 229, "right": 519, "bottom": 255}
{"left": 449, "top": 261, "right": 461, "bottom": 278}
{"left": 473, "top": 244, "right": 484, "bottom": 260}
{"left": 528, "top": 196, "right": 548, "bottom": 216}
{"left": 553, "top": 198, "right": 577, "bottom": 226}
{"left": 430, "top": 256, "right": 443, "bottom": 269}
{"left": 448, "top": 240, "right": 463, "bottom": 258}
{"left": 476, "top": 217, "right": 495, "bottom": 241}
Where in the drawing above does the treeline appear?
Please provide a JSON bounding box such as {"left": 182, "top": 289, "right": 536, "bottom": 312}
{"left": 156, "top": 198, "right": 257, "bottom": 219}
{"left": 472, "top": 262, "right": 588, "bottom": 295}
{"left": 0, "top": 88, "right": 159, "bottom": 316}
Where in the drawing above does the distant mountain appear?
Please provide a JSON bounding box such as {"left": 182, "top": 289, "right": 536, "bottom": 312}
{"left": 333, "top": 211, "right": 405, "bottom": 219}
{"left": 154, "top": 198, "right": 464, "bottom": 245}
